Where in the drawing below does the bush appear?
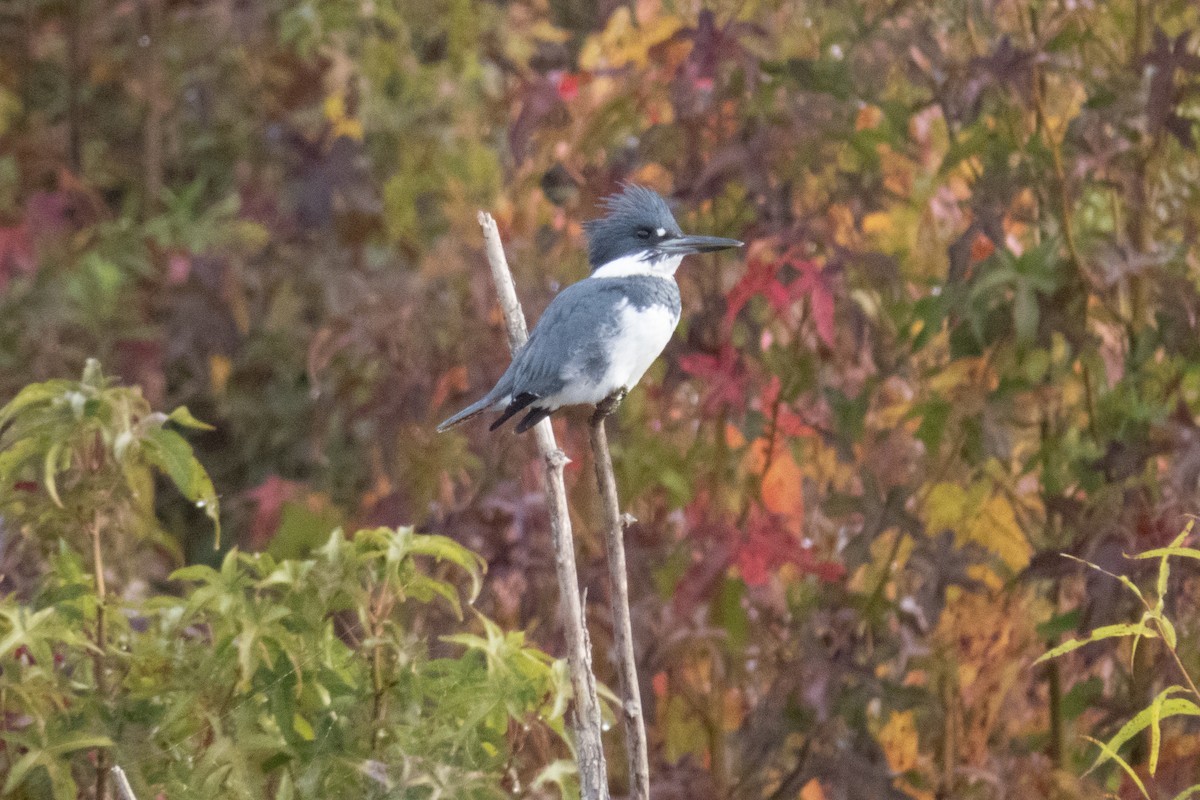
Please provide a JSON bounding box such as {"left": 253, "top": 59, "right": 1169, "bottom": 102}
{"left": 0, "top": 367, "right": 574, "bottom": 800}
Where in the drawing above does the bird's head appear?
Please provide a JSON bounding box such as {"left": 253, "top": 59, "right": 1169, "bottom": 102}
{"left": 583, "top": 185, "right": 743, "bottom": 277}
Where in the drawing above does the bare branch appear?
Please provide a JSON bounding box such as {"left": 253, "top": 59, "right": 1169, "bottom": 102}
{"left": 110, "top": 766, "right": 138, "bottom": 800}
{"left": 589, "top": 406, "right": 650, "bottom": 800}
{"left": 476, "top": 211, "right": 610, "bottom": 800}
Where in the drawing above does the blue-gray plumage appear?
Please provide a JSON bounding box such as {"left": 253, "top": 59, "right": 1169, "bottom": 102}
{"left": 437, "top": 185, "right": 742, "bottom": 434}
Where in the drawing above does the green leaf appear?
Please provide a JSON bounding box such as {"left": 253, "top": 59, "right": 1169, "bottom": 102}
{"left": 1152, "top": 521, "right": 1192, "bottom": 611}
{"left": 42, "top": 441, "right": 64, "bottom": 508}
{"left": 168, "top": 405, "right": 216, "bottom": 431}
{"left": 1060, "top": 677, "right": 1103, "bottom": 722}
{"left": 1150, "top": 688, "right": 1166, "bottom": 776}
{"left": 1013, "top": 282, "right": 1038, "bottom": 342}
{"left": 1087, "top": 689, "right": 1200, "bottom": 774}
{"left": 1036, "top": 609, "right": 1081, "bottom": 640}
{"left": 0, "top": 379, "right": 74, "bottom": 429}
{"left": 142, "top": 426, "right": 221, "bottom": 546}
{"left": 1034, "top": 622, "right": 1156, "bottom": 664}
{"left": 169, "top": 564, "right": 220, "bottom": 583}
{"left": 531, "top": 759, "right": 577, "bottom": 795}
{"left": 1, "top": 749, "right": 44, "bottom": 795}
{"left": 46, "top": 733, "right": 112, "bottom": 755}
{"left": 1083, "top": 736, "right": 1150, "bottom": 800}
{"left": 403, "top": 530, "right": 486, "bottom": 601}
{"left": 1136, "top": 546, "right": 1200, "bottom": 562}
{"left": 0, "top": 435, "right": 42, "bottom": 483}
{"left": 1155, "top": 613, "right": 1177, "bottom": 651}
{"left": 292, "top": 713, "right": 315, "bottom": 742}
{"left": 0, "top": 606, "right": 56, "bottom": 660}
{"left": 408, "top": 573, "right": 464, "bottom": 619}
{"left": 1060, "top": 553, "right": 1144, "bottom": 602}
{"left": 45, "top": 758, "right": 79, "bottom": 800}
{"left": 1170, "top": 784, "right": 1200, "bottom": 800}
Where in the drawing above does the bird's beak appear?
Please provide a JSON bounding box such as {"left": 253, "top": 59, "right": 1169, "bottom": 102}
{"left": 659, "top": 234, "right": 744, "bottom": 255}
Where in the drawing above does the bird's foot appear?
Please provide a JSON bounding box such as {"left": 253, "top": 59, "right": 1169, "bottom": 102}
{"left": 591, "top": 388, "right": 628, "bottom": 425}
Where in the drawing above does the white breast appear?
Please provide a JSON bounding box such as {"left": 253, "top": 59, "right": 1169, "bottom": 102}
{"left": 605, "top": 300, "right": 679, "bottom": 390}
{"left": 544, "top": 299, "right": 679, "bottom": 408}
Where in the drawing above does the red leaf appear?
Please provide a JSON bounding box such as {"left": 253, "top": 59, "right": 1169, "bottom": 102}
{"left": 167, "top": 253, "right": 192, "bottom": 285}
{"left": 24, "top": 191, "right": 71, "bottom": 236}
{"left": 734, "top": 508, "right": 843, "bottom": 587}
{"left": 724, "top": 247, "right": 836, "bottom": 348}
{"left": 810, "top": 285, "right": 835, "bottom": 347}
{"left": 0, "top": 224, "right": 34, "bottom": 292}
{"left": 555, "top": 72, "right": 581, "bottom": 102}
{"left": 758, "top": 376, "right": 817, "bottom": 439}
{"left": 673, "top": 535, "right": 734, "bottom": 616}
{"left": 246, "top": 475, "right": 303, "bottom": 550}
{"left": 679, "top": 345, "right": 749, "bottom": 413}
{"left": 724, "top": 256, "right": 789, "bottom": 328}
{"left": 735, "top": 542, "right": 771, "bottom": 586}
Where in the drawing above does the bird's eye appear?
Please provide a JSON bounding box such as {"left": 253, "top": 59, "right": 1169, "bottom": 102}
{"left": 637, "top": 228, "right": 652, "bottom": 239}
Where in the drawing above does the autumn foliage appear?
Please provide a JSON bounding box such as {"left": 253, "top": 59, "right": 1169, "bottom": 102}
{"left": 3, "top": 0, "right": 1200, "bottom": 798}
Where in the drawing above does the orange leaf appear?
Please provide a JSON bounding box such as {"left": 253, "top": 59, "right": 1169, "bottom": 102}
{"left": 969, "top": 231, "right": 995, "bottom": 263}
{"left": 431, "top": 365, "right": 469, "bottom": 410}
{"left": 800, "top": 779, "right": 828, "bottom": 800}
{"left": 855, "top": 104, "right": 883, "bottom": 131}
{"left": 762, "top": 450, "right": 804, "bottom": 531}
{"left": 724, "top": 423, "right": 746, "bottom": 449}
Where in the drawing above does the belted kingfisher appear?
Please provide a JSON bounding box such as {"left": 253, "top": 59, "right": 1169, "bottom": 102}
{"left": 437, "top": 185, "right": 742, "bottom": 434}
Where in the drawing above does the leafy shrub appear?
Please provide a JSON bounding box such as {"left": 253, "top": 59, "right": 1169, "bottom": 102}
{"left": 1038, "top": 521, "right": 1200, "bottom": 799}
{"left": 0, "top": 368, "right": 573, "bottom": 800}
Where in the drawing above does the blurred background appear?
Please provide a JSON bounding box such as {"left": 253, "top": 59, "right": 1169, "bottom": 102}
{"left": 3, "top": 0, "right": 1200, "bottom": 797}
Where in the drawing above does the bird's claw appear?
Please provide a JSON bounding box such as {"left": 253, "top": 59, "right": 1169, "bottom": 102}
{"left": 591, "top": 388, "right": 628, "bottom": 425}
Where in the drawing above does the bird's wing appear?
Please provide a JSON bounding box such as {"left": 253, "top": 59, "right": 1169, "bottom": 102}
{"left": 506, "top": 280, "right": 627, "bottom": 398}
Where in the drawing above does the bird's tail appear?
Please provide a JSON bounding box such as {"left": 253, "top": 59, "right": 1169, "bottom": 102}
{"left": 436, "top": 395, "right": 495, "bottom": 433}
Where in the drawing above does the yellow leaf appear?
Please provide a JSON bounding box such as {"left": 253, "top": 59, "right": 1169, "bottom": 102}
{"left": 209, "top": 354, "right": 232, "bottom": 397}
{"left": 1041, "top": 73, "right": 1087, "bottom": 144}
{"left": 579, "top": 7, "right": 685, "bottom": 70}
{"left": 827, "top": 203, "right": 856, "bottom": 248}
{"left": 923, "top": 482, "right": 966, "bottom": 534}
{"left": 877, "top": 710, "right": 919, "bottom": 773}
{"left": 722, "top": 687, "right": 745, "bottom": 732}
{"left": 878, "top": 144, "right": 915, "bottom": 197}
{"left": 921, "top": 482, "right": 1031, "bottom": 572}
{"left": 862, "top": 211, "right": 893, "bottom": 236}
{"left": 529, "top": 19, "right": 572, "bottom": 43}
{"left": 323, "top": 93, "right": 363, "bottom": 141}
{"left": 965, "top": 494, "right": 1031, "bottom": 571}
{"left": 926, "top": 356, "right": 987, "bottom": 394}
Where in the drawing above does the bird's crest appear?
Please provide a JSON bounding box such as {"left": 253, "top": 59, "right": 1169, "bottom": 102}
{"left": 583, "top": 184, "right": 683, "bottom": 269}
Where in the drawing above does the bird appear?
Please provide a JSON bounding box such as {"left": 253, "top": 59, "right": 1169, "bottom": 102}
{"left": 437, "top": 184, "right": 743, "bottom": 434}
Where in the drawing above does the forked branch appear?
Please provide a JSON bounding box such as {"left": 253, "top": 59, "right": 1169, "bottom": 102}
{"left": 476, "top": 211, "right": 610, "bottom": 800}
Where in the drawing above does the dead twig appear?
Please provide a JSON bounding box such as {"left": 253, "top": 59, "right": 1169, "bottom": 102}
{"left": 476, "top": 211, "right": 610, "bottom": 800}
{"left": 110, "top": 766, "right": 138, "bottom": 800}
{"left": 589, "top": 394, "right": 650, "bottom": 800}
